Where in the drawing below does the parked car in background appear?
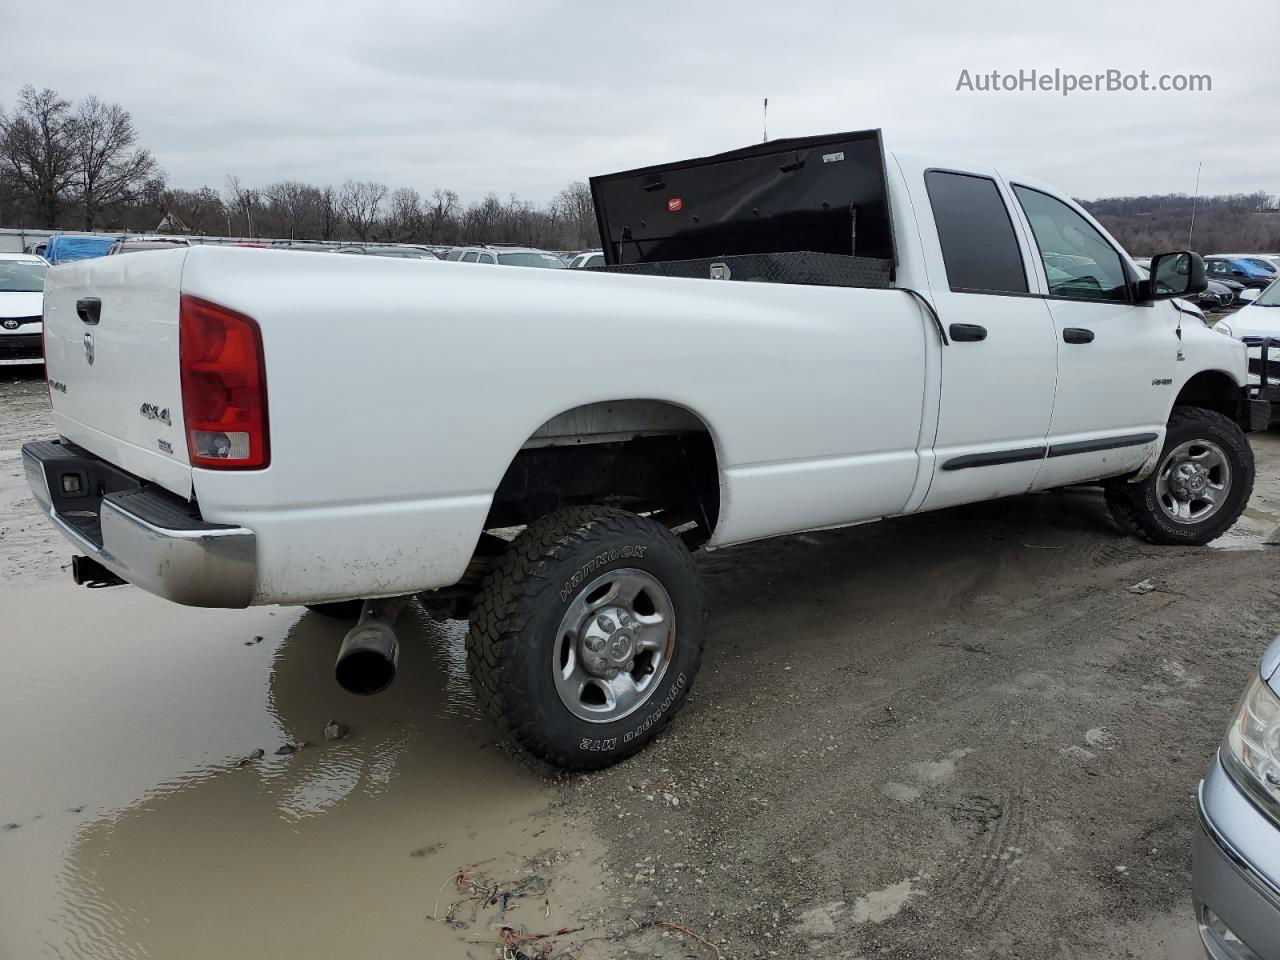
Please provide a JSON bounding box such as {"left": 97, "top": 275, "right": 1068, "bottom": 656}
{"left": 567, "top": 250, "right": 605, "bottom": 269}
{"left": 1206, "top": 256, "right": 1276, "bottom": 291}
{"left": 272, "top": 241, "right": 367, "bottom": 255}
{"left": 107, "top": 237, "right": 191, "bottom": 255}
{"left": 363, "top": 245, "right": 439, "bottom": 261}
{"left": 449, "top": 245, "right": 567, "bottom": 268}
{"left": 1217, "top": 278, "right": 1280, "bottom": 342}
{"left": 43, "top": 234, "right": 119, "bottom": 265}
{"left": 0, "top": 252, "right": 49, "bottom": 366}
{"left": 1193, "top": 633, "right": 1280, "bottom": 959}
{"left": 1214, "top": 253, "right": 1280, "bottom": 275}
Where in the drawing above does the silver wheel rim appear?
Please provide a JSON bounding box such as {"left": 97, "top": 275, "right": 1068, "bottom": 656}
{"left": 552, "top": 567, "right": 675, "bottom": 724}
{"left": 1155, "top": 438, "right": 1231, "bottom": 524}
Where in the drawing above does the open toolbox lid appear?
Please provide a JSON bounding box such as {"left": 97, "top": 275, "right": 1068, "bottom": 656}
{"left": 590, "top": 129, "right": 895, "bottom": 268}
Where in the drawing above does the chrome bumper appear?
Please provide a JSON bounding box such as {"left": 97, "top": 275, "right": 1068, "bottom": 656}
{"left": 1193, "top": 757, "right": 1280, "bottom": 960}
{"left": 22, "top": 439, "right": 257, "bottom": 608}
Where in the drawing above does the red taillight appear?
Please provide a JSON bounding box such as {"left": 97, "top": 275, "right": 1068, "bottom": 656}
{"left": 179, "top": 295, "right": 269, "bottom": 469}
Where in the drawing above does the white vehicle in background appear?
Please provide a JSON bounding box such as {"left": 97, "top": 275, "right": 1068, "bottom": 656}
{"left": 567, "top": 250, "right": 605, "bottom": 269}
{"left": 0, "top": 252, "right": 49, "bottom": 366}
{"left": 21, "top": 130, "right": 1266, "bottom": 769}
{"left": 447, "top": 245, "right": 567, "bottom": 268}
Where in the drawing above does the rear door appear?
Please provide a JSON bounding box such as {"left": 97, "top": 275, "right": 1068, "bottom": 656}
{"left": 1005, "top": 181, "right": 1174, "bottom": 488}
{"left": 903, "top": 164, "right": 1060, "bottom": 511}
{"left": 43, "top": 249, "right": 192, "bottom": 497}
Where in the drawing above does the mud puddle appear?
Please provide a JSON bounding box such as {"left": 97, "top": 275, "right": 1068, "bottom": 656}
{"left": 0, "top": 580, "right": 605, "bottom": 959}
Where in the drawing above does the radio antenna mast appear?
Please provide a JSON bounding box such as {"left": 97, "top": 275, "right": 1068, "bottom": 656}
{"left": 762, "top": 98, "right": 768, "bottom": 142}
{"left": 1188, "top": 161, "right": 1203, "bottom": 248}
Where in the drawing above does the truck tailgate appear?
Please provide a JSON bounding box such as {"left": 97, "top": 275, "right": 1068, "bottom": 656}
{"left": 43, "top": 249, "right": 192, "bottom": 499}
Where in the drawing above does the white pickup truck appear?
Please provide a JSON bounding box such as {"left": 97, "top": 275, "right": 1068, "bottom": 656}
{"left": 24, "top": 130, "right": 1264, "bottom": 769}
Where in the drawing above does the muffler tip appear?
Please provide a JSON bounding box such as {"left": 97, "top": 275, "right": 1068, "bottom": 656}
{"left": 334, "top": 623, "right": 399, "bottom": 695}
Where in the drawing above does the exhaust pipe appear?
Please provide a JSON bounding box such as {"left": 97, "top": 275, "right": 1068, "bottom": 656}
{"left": 333, "top": 596, "right": 410, "bottom": 695}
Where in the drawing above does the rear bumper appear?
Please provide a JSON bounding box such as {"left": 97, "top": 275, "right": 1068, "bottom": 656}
{"left": 22, "top": 438, "right": 257, "bottom": 607}
{"left": 1193, "top": 757, "right": 1280, "bottom": 959}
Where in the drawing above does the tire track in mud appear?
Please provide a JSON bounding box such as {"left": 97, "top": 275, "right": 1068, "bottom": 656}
{"left": 943, "top": 788, "right": 1032, "bottom": 927}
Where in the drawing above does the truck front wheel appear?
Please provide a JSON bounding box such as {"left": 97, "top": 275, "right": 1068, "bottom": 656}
{"left": 465, "top": 506, "right": 704, "bottom": 770}
{"left": 1105, "top": 405, "right": 1254, "bottom": 545}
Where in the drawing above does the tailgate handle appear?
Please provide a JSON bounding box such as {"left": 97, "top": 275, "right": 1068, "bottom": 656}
{"left": 76, "top": 297, "right": 101, "bottom": 325}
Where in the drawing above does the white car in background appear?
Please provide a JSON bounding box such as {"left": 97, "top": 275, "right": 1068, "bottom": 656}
{"left": 567, "top": 250, "right": 605, "bottom": 269}
{"left": 0, "top": 252, "right": 49, "bottom": 366}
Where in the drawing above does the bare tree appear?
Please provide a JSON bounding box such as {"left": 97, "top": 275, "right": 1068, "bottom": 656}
{"left": 224, "top": 174, "right": 258, "bottom": 236}
{"left": 552, "top": 181, "right": 597, "bottom": 249}
{"left": 166, "top": 186, "right": 224, "bottom": 235}
{"left": 71, "top": 95, "right": 159, "bottom": 229}
{"left": 317, "top": 185, "right": 339, "bottom": 241}
{"left": 0, "top": 85, "right": 78, "bottom": 225}
{"left": 425, "top": 188, "right": 459, "bottom": 243}
{"left": 262, "top": 180, "right": 309, "bottom": 238}
{"left": 338, "top": 179, "right": 387, "bottom": 241}
{"left": 386, "top": 187, "right": 421, "bottom": 241}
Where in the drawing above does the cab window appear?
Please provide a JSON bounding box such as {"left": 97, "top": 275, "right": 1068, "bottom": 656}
{"left": 1013, "top": 186, "right": 1129, "bottom": 302}
{"left": 925, "top": 171, "right": 1028, "bottom": 294}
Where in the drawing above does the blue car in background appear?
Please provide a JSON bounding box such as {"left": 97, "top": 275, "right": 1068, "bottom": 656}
{"left": 42, "top": 234, "right": 120, "bottom": 265}
{"left": 1206, "top": 256, "right": 1276, "bottom": 292}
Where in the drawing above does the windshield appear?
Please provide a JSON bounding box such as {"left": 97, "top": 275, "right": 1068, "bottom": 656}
{"left": 0, "top": 260, "right": 48, "bottom": 293}
{"left": 1253, "top": 281, "right": 1280, "bottom": 307}
{"left": 1245, "top": 257, "right": 1278, "bottom": 274}
{"left": 497, "top": 252, "right": 566, "bottom": 268}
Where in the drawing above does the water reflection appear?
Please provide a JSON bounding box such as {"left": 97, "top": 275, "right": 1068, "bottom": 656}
{"left": 30, "top": 602, "right": 570, "bottom": 960}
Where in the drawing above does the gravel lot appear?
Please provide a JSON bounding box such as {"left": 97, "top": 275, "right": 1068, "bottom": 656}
{"left": 3, "top": 362, "right": 1280, "bottom": 959}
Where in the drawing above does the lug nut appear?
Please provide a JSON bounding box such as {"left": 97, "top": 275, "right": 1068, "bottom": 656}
{"left": 584, "top": 635, "right": 605, "bottom": 653}
{"left": 597, "top": 614, "right": 616, "bottom": 633}
{"left": 607, "top": 668, "right": 619, "bottom": 679}
{"left": 624, "top": 659, "right": 635, "bottom": 672}
{"left": 619, "top": 611, "right": 633, "bottom": 626}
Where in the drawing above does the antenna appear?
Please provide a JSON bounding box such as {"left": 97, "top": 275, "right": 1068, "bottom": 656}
{"left": 1188, "top": 160, "right": 1203, "bottom": 249}
{"left": 762, "top": 97, "right": 768, "bottom": 142}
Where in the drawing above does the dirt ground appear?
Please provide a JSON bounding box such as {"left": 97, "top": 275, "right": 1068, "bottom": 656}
{"left": 4, "top": 362, "right": 1280, "bottom": 959}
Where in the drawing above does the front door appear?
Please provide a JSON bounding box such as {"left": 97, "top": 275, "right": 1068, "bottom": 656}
{"left": 1007, "top": 183, "right": 1177, "bottom": 489}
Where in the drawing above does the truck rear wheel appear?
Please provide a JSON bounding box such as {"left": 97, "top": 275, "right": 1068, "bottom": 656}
{"left": 1105, "top": 405, "right": 1254, "bottom": 545}
{"left": 465, "top": 506, "right": 704, "bottom": 770}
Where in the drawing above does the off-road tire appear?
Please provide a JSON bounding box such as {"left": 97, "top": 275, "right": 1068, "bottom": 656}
{"left": 305, "top": 600, "right": 365, "bottom": 619}
{"left": 465, "top": 506, "right": 704, "bottom": 770}
{"left": 1105, "top": 405, "right": 1253, "bottom": 545}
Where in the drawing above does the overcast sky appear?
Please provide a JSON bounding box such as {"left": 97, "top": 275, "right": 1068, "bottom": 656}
{"left": 2, "top": 0, "right": 1272, "bottom": 204}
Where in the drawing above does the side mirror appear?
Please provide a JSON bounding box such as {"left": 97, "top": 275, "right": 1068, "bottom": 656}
{"left": 1139, "top": 251, "right": 1207, "bottom": 301}
{"left": 1242, "top": 288, "right": 1261, "bottom": 303}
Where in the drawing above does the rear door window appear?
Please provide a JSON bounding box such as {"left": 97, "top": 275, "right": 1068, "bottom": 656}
{"left": 925, "top": 171, "right": 1028, "bottom": 294}
{"left": 461, "top": 251, "right": 479, "bottom": 263}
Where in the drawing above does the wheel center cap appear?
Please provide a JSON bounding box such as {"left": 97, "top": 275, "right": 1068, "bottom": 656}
{"left": 579, "top": 606, "right": 638, "bottom": 678}
{"left": 1172, "top": 463, "right": 1208, "bottom": 498}
{"left": 607, "top": 631, "right": 635, "bottom": 664}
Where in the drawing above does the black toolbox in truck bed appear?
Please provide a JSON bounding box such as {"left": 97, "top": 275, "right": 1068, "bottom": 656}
{"left": 589, "top": 129, "right": 895, "bottom": 289}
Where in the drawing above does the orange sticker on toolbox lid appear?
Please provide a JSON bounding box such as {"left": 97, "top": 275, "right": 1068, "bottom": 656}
{"left": 667, "top": 197, "right": 683, "bottom": 212}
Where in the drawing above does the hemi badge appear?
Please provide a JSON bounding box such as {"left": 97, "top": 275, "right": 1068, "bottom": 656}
{"left": 667, "top": 197, "right": 683, "bottom": 212}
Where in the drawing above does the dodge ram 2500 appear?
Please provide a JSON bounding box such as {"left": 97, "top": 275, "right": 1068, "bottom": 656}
{"left": 23, "top": 130, "right": 1266, "bottom": 769}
